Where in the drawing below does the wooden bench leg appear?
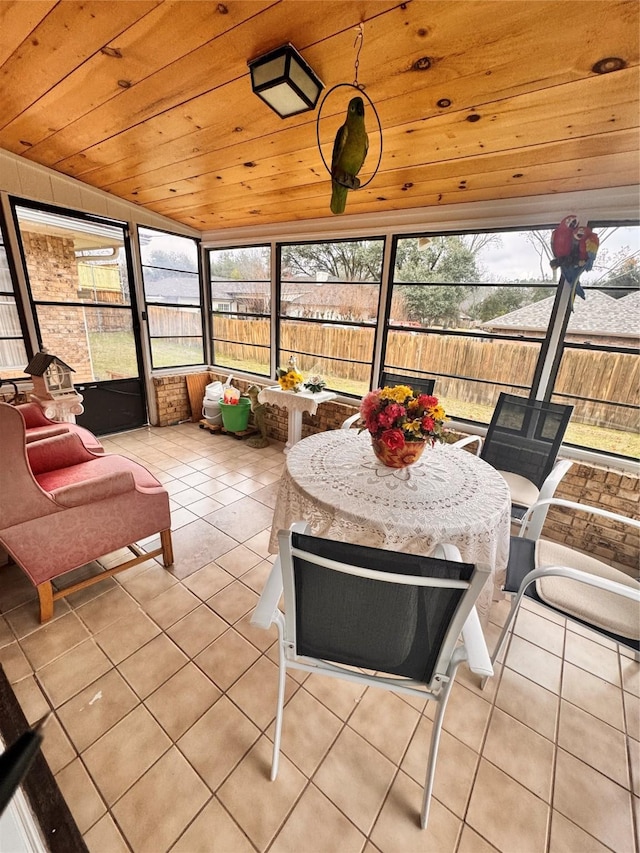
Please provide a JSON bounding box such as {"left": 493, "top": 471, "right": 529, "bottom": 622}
{"left": 37, "top": 582, "right": 54, "bottom": 623}
{"left": 160, "top": 529, "right": 174, "bottom": 567}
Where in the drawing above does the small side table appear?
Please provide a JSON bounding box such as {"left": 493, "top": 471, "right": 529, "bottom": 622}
{"left": 257, "top": 386, "right": 337, "bottom": 452}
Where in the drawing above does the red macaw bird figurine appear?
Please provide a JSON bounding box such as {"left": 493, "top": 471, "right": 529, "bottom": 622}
{"left": 550, "top": 215, "right": 599, "bottom": 301}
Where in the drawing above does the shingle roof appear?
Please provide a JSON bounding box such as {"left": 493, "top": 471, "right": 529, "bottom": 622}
{"left": 481, "top": 289, "right": 640, "bottom": 339}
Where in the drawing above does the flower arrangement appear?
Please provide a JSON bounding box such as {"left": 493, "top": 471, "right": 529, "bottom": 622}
{"left": 304, "top": 374, "right": 326, "bottom": 394}
{"left": 360, "top": 385, "right": 448, "bottom": 450}
{"left": 277, "top": 364, "right": 304, "bottom": 392}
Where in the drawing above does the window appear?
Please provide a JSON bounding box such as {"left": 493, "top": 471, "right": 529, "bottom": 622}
{"left": 279, "top": 238, "right": 384, "bottom": 395}
{"left": 208, "top": 246, "right": 271, "bottom": 376}
{"left": 549, "top": 222, "right": 639, "bottom": 458}
{"left": 139, "top": 227, "right": 203, "bottom": 368}
{"left": 14, "top": 204, "right": 139, "bottom": 382}
{"left": 0, "top": 220, "right": 29, "bottom": 381}
{"left": 385, "top": 231, "right": 554, "bottom": 423}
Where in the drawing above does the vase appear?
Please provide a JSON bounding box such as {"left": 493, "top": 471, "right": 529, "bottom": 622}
{"left": 371, "top": 438, "right": 427, "bottom": 468}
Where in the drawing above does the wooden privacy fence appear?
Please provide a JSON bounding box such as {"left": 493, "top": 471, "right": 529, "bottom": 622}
{"left": 213, "top": 318, "right": 639, "bottom": 431}
{"left": 77, "top": 312, "right": 637, "bottom": 431}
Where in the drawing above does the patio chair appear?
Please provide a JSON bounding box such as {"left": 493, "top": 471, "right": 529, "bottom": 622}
{"left": 341, "top": 372, "right": 436, "bottom": 429}
{"left": 486, "top": 498, "right": 640, "bottom": 685}
{"left": 252, "top": 522, "right": 492, "bottom": 829}
{"left": 0, "top": 402, "right": 173, "bottom": 622}
{"left": 454, "top": 393, "right": 573, "bottom": 528}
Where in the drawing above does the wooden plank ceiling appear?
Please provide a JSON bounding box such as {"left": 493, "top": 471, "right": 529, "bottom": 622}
{"left": 0, "top": 0, "right": 638, "bottom": 232}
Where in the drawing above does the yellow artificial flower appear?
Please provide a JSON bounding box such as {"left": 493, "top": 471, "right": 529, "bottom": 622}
{"left": 405, "top": 418, "right": 423, "bottom": 434}
{"left": 380, "top": 385, "right": 413, "bottom": 403}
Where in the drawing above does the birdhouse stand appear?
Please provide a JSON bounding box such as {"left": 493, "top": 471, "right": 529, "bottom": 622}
{"left": 24, "top": 352, "right": 84, "bottom": 423}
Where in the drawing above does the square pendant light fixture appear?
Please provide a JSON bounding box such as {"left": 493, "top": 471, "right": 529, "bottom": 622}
{"left": 248, "top": 43, "right": 324, "bottom": 118}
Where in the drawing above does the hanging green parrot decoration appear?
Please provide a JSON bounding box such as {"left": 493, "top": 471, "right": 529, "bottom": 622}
{"left": 330, "top": 96, "right": 369, "bottom": 215}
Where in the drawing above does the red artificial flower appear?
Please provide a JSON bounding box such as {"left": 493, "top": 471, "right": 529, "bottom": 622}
{"left": 422, "top": 416, "right": 435, "bottom": 432}
{"left": 380, "top": 428, "right": 405, "bottom": 450}
{"left": 418, "top": 394, "right": 438, "bottom": 409}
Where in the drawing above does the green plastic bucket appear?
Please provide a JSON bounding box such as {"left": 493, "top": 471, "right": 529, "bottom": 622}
{"left": 220, "top": 397, "right": 251, "bottom": 432}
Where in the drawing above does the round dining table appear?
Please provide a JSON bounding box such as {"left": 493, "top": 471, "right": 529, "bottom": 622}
{"left": 267, "top": 428, "right": 512, "bottom": 621}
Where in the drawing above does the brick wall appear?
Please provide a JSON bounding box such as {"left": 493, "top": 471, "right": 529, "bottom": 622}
{"left": 21, "top": 231, "right": 93, "bottom": 381}
{"left": 152, "top": 372, "right": 639, "bottom": 572}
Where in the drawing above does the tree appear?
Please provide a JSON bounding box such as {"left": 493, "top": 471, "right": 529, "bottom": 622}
{"left": 394, "top": 236, "right": 482, "bottom": 327}
{"left": 281, "top": 240, "right": 383, "bottom": 281}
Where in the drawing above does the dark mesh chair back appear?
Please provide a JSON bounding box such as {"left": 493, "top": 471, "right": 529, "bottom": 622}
{"left": 380, "top": 372, "right": 435, "bottom": 397}
{"left": 292, "top": 533, "right": 472, "bottom": 685}
{"left": 481, "top": 393, "right": 573, "bottom": 489}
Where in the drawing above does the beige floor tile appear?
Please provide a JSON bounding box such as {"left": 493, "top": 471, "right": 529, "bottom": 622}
{"left": 82, "top": 704, "right": 171, "bottom": 805}
{"left": 624, "top": 689, "right": 640, "bottom": 740}
{"left": 170, "top": 798, "right": 255, "bottom": 853}
{"left": 41, "top": 714, "right": 77, "bottom": 774}
{"left": 0, "top": 640, "right": 33, "bottom": 683}
{"left": 171, "top": 486, "right": 210, "bottom": 507}
{"left": 548, "top": 810, "right": 613, "bottom": 853}
{"left": 348, "top": 687, "right": 421, "bottom": 765}
{"left": 144, "top": 582, "right": 200, "bottom": 629}
{"left": 3, "top": 597, "right": 70, "bottom": 640}
{"left": 228, "top": 654, "right": 298, "bottom": 731}
{"left": 207, "top": 580, "right": 258, "bottom": 623}
{"left": 621, "top": 656, "right": 640, "bottom": 698}
{"left": 504, "top": 634, "right": 563, "bottom": 693}
{"left": 271, "top": 683, "right": 338, "bottom": 757}
{"left": 57, "top": 668, "right": 139, "bottom": 753}
{"left": 74, "top": 585, "right": 140, "bottom": 634}
{"left": 401, "top": 716, "right": 479, "bottom": 819}
{"left": 238, "top": 559, "right": 273, "bottom": 596}
{"left": 370, "top": 770, "right": 461, "bottom": 853}
{"left": 558, "top": 699, "right": 629, "bottom": 787}
{"left": 95, "top": 609, "right": 160, "bottom": 664}
{"left": 166, "top": 603, "right": 228, "bottom": 658}
{"left": 181, "top": 562, "right": 234, "bottom": 600}
{"left": 11, "top": 674, "right": 50, "bottom": 725}
{"left": 217, "top": 736, "right": 307, "bottom": 850}
{"left": 168, "top": 519, "right": 237, "bottom": 579}
{"left": 216, "top": 543, "right": 263, "bottom": 577}
{"left": 466, "top": 759, "right": 549, "bottom": 853}
{"left": 120, "top": 564, "right": 178, "bottom": 603}
{"left": 37, "top": 640, "right": 112, "bottom": 707}
{"left": 146, "top": 662, "right": 221, "bottom": 740}
{"left": 205, "top": 486, "right": 244, "bottom": 506}
{"left": 0, "top": 613, "right": 14, "bottom": 647}
{"left": 457, "top": 825, "right": 499, "bottom": 852}
{"left": 178, "top": 696, "right": 260, "bottom": 791}
{"left": 441, "top": 681, "right": 492, "bottom": 753}
{"left": 314, "top": 726, "right": 396, "bottom": 835}
{"left": 562, "top": 662, "right": 625, "bottom": 730}
{"left": 243, "top": 529, "right": 273, "bottom": 559}
{"left": 564, "top": 630, "right": 621, "bottom": 686}
{"left": 271, "top": 782, "right": 366, "bottom": 853}
{"left": 83, "top": 813, "right": 130, "bottom": 853}
{"left": 482, "top": 707, "right": 555, "bottom": 801}
{"left": 194, "top": 628, "right": 260, "bottom": 690}
{"left": 554, "top": 748, "right": 634, "bottom": 853}
{"left": 303, "top": 671, "right": 367, "bottom": 720}
{"left": 495, "top": 667, "right": 559, "bottom": 741}
{"left": 55, "top": 757, "right": 106, "bottom": 834}
{"left": 233, "top": 609, "right": 277, "bottom": 652}
{"left": 19, "top": 611, "right": 91, "bottom": 670}
{"left": 513, "top": 606, "right": 566, "bottom": 657}
{"left": 112, "top": 747, "right": 210, "bottom": 853}
{"left": 118, "top": 633, "right": 188, "bottom": 699}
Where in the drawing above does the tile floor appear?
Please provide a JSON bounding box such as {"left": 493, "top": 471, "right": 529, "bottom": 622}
{"left": 0, "top": 421, "right": 638, "bottom": 853}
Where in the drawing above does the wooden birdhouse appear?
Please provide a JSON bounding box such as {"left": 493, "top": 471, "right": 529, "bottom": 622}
{"left": 25, "top": 352, "right": 77, "bottom": 401}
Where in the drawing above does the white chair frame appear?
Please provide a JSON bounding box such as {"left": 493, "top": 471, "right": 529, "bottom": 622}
{"left": 488, "top": 498, "right": 640, "bottom": 683}
{"left": 253, "top": 523, "right": 493, "bottom": 830}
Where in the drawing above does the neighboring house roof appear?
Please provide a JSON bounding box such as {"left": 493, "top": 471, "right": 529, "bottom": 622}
{"left": 481, "top": 289, "right": 640, "bottom": 339}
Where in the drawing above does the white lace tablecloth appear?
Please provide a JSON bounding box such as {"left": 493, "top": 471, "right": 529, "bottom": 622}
{"left": 268, "top": 429, "right": 511, "bottom": 620}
